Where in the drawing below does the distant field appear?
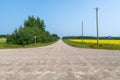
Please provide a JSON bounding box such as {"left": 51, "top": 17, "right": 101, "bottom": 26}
{"left": 0, "top": 38, "right": 6, "bottom": 44}
{"left": 70, "top": 39, "right": 120, "bottom": 45}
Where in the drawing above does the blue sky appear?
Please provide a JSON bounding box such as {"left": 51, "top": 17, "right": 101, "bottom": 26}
{"left": 0, "top": 0, "right": 120, "bottom": 37}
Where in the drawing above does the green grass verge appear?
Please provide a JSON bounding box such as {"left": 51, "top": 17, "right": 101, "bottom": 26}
{"left": 0, "top": 38, "right": 57, "bottom": 49}
{"left": 24, "top": 41, "right": 57, "bottom": 48}
{"left": 0, "top": 41, "right": 57, "bottom": 49}
{"left": 63, "top": 39, "right": 120, "bottom": 50}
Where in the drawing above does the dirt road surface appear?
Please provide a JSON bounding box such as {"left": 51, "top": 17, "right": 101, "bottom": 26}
{"left": 0, "top": 40, "right": 120, "bottom": 80}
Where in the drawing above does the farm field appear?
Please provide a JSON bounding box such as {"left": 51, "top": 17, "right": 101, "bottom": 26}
{"left": 0, "top": 40, "right": 120, "bottom": 80}
{"left": 63, "top": 39, "right": 120, "bottom": 50}
{"left": 0, "top": 38, "right": 6, "bottom": 44}
{"left": 70, "top": 39, "right": 120, "bottom": 45}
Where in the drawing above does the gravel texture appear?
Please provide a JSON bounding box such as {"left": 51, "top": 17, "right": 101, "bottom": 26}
{"left": 0, "top": 40, "right": 120, "bottom": 80}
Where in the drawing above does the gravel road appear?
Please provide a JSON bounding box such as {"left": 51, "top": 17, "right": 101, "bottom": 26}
{"left": 0, "top": 40, "right": 120, "bottom": 80}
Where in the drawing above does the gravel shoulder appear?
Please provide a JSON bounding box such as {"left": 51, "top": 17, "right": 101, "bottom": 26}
{"left": 0, "top": 40, "right": 120, "bottom": 80}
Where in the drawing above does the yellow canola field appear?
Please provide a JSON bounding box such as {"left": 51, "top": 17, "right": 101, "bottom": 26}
{"left": 70, "top": 39, "right": 120, "bottom": 45}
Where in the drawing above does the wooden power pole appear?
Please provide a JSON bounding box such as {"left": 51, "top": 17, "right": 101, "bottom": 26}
{"left": 96, "top": 7, "right": 99, "bottom": 46}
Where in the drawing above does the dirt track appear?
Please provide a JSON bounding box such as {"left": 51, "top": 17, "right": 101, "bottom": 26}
{"left": 0, "top": 40, "right": 120, "bottom": 80}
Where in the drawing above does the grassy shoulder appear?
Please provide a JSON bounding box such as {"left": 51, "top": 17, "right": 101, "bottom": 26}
{"left": 0, "top": 38, "right": 58, "bottom": 49}
{"left": 63, "top": 39, "right": 120, "bottom": 50}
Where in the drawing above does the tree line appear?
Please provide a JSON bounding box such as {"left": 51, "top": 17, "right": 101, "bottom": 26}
{"left": 62, "top": 36, "right": 120, "bottom": 40}
{"left": 7, "top": 16, "right": 60, "bottom": 46}
{"left": 0, "top": 35, "right": 7, "bottom": 38}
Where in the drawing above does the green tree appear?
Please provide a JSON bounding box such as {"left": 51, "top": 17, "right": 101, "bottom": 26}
{"left": 7, "top": 16, "right": 59, "bottom": 46}
{"left": 52, "top": 34, "right": 60, "bottom": 39}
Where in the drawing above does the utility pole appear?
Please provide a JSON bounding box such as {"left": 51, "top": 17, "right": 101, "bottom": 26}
{"left": 82, "top": 21, "right": 83, "bottom": 43}
{"left": 96, "top": 7, "right": 99, "bottom": 46}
